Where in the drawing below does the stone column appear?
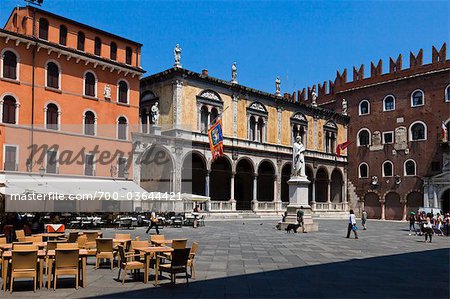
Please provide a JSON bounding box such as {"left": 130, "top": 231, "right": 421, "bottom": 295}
{"left": 230, "top": 171, "right": 236, "bottom": 211}
{"left": 310, "top": 179, "right": 316, "bottom": 211}
{"left": 326, "top": 179, "right": 332, "bottom": 206}
{"left": 205, "top": 170, "right": 210, "bottom": 197}
{"left": 147, "top": 112, "right": 151, "bottom": 134}
{"left": 380, "top": 199, "right": 386, "bottom": 220}
{"left": 172, "top": 80, "right": 183, "bottom": 129}
{"left": 277, "top": 107, "right": 282, "bottom": 144}
{"left": 401, "top": 199, "right": 407, "bottom": 221}
{"left": 273, "top": 175, "right": 281, "bottom": 212}
{"left": 252, "top": 174, "right": 258, "bottom": 211}
{"left": 232, "top": 94, "right": 238, "bottom": 138}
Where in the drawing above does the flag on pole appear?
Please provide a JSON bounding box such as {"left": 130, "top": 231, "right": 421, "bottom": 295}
{"left": 208, "top": 119, "right": 224, "bottom": 161}
{"left": 442, "top": 121, "right": 448, "bottom": 142}
{"left": 336, "top": 141, "right": 352, "bottom": 157}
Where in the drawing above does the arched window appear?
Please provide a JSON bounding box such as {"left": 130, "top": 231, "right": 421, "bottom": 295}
{"left": 324, "top": 121, "right": 337, "bottom": 154}
{"left": 383, "top": 95, "right": 395, "bottom": 111}
{"left": 404, "top": 160, "right": 416, "bottom": 176}
{"left": 77, "top": 31, "right": 85, "bottom": 51}
{"left": 2, "top": 96, "right": 17, "bottom": 124}
{"left": 94, "top": 37, "right": 102, "bottom": 56}
{"left": 126, "top": 47, "right": 132, "bottom": 65}
{"left": 359, "top": 163, "right": 369, "bottom": 178}
{"left": 2, "top": 50, "right": 18, "bottom": 80}
{"left": 59, "top": 25, "right": 67, "bottom": 46}
{"left": 359, "top": 100, "right": 370, "bottom": 115}
{"left": 39, "top": 18, "right": 48, "bottom": 40}
{"left": 382, "top": 161, "right": 393, "bottom": 177}
{"left": 411, "top": 90, "right": 424, "bottom": 107}
{"left": 84, "top": 72, "right": 96, "bottom": 97}
{"left": 446, "top": 85, "right": 450, "bottom": 102}
{"left": 358, "top": 129, "right": 370, "bottom": 146}
{"left": 200, "top": 106, "right": 209, "bottom": 132}
{"left": 210, "top": 107, "right": 219, "bottom": 124}
{"left": 46, "top": 62, "right": 59, "bottom": 89}
{"left": 257, "top": 117, "right": 265, "bottom": 142}
{"left": 117, "top": 116, "right": 127, "bottom": 140}
{"left": 46, "top": 103, "right": 59, "bottom": 130}
{"left": 410, "top": 121, "right": 426, "bottom": 141}
{"left": 84, "top": 111, "right": 96, "bottom": 136}
{"left": 110, "top": 42, "right": 117, "bottom": 60}
{"left": 249, "top": 116, "right": 257, "bottom": 141}
{"left": 118, "top": 80, "right": 128, "bottom": 103}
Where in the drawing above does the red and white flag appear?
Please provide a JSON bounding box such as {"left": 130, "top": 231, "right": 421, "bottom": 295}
{"left": 336, "top": 141, "right": 352, "bottom": 157}
{"left": 442, "top": 121, "right": 448, "bottom": 142}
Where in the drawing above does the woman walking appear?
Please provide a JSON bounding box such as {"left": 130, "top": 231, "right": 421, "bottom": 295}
{"left": 346, "top": 210, "right": 358, "bottom": 239}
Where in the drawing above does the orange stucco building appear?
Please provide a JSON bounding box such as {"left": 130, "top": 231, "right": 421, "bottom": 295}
{"left": 0, "top": 6, "right": 146, "bottom": 212}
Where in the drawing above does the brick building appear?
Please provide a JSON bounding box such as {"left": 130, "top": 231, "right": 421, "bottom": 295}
{"left": 0, "top": 6, "right": 146, "bottom": 212}
{"left": 290, "top": 44, "right": 449, "bottom": 219}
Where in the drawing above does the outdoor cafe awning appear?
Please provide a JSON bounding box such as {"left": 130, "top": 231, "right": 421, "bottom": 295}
{"left": 0, "top": 172, "right": 147, "bottom": 213}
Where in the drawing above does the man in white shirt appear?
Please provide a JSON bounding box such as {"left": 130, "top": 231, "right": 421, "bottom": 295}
{"left": 346, "top": 209, "right": 358, "bottom": 239}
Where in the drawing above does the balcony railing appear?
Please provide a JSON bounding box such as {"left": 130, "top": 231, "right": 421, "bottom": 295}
{"left": 210, "top": 201, "right": 233, "bottom": 212}
{"left": 314, "top": 202, "right": 345, "bottom": 211}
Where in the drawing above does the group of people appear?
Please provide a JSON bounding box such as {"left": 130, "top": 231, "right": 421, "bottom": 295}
{"left": 408, "top": 211, "right": 450, "bottom": 243}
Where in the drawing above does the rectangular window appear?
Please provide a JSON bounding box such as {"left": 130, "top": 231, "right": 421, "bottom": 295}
{"left": 382, "top": 131, "right": 394, "bottom": 144}
{"left": 4, "top": 145, "right": 17, "bottom": 171}
{"left": 46, "top": 150, "right": 58, "bottom": 174}
{"left": 118, "top": 157, "right": 127, "bottom": 178}
{"left": 84, "top": 154, "right": 94, "bottom": 176}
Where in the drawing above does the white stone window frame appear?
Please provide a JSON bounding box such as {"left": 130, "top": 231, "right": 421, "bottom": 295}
{"left": 196, "top": 90, "right": 223, "bottom": 133}
{"left": 290, "top": 112, "right": 308, "bottom": 146}
{"left": 0, "top": 92, "right": 20, "bottom": 125}
{"left": 382, "top": 131, "right": 394, "bottom": 144}
{"left": 357, "top": 128, "right": 371, "bottom": 147}
{"left": 409, "top": 120, "right": 427, "bottom": 142}
{"left": 44, "top": 59, "right": 62, "bottom": 91}
{"left": 83, "top": 70, "right": 98, "bottom": 98}
{"left": 82, "top": 109, "right": 98, "bottom": 136}
{"left": 116, "top": 115, "right": 129, "bottom": 141}
{"left": 44, "top": 101, "right": 61, "bottom": 131}
{"left": 410, "top": 89, "right": 425, "bottom": 108}
{"left": 359, "top": 99, "right": 370, "bottom": 116}
{"left": 3, "top": 143, "right": 19, "bottom": 171}
{"left": 383, "top": 94, "right": 396, "bottom": 112}
{"left": 247, "top": 101, "right": 268, "bottom": 143}
{"left": 445, "top": 85, "right": 450, "bottom": 102}
{"left": 323, "top": 121, "right": 338, "bottom": 154}
{"left": 116, "top": 78, "right": 130, "bottom": 105}
{"left": 1, "top": 47, "right": 20, "bottom": 82}
{"left": 404, "top": 159, "right": 416, "bottom": 176}
{"left": 382, "top": 160, "right": 394, "bottom": 177}
{"left": 358, "top": 162, "right": 369, "bottom": 178}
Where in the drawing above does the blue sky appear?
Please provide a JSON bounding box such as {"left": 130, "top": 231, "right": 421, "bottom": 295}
{"left": 1, "top": 0, "right": 448, "bottom": 94}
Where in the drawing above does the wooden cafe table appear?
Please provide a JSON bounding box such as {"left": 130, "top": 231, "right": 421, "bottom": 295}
{"left": 133, "top": 246, "right": 174, "bottom": 285}
{"left": 37, "top": 233, "right": 66, "bottom": 241}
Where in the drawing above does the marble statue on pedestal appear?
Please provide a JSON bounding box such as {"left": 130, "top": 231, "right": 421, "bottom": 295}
{"left": 231, "top": 62, "right": 238, "bottom": 84}
{"left": 311, "top": 86, "right": 317, "bottom": 107}
{"left": 292, "top": 136, "right": 306, "bottom": 177}
{"left": 275, "top": 76, "right": 281, "bottom": 96}
{"left": 342, "top": 98, "right": 348, "bottom": 115}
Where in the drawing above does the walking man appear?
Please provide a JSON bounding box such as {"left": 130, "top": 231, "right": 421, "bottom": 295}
{"left": 408, "top": 212, "right": 417, "bottom": 236}
{"left": 361, "top": 210, "right": 368, "bottom": 230}
{"left": 297, "top": 207, "right": 305, "bottom": 233}
{"left": 145, "top": 211, "right": 160, "bottom": 235}
{"left": 346, "top": 210, "right": 358, "bottom": 239}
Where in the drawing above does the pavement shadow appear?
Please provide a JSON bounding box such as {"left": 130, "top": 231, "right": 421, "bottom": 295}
{"left": 86, "top": 248, "right": 449, "bottom": 299}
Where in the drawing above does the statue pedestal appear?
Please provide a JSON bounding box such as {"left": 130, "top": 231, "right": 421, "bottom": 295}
{"left": 280, "top": 176, "right": 318, "bottom": 232}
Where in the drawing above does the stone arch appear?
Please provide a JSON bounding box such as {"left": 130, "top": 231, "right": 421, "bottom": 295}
{"left": 257, "top": 160, "right": 275, "bottom": 202}
{"left": 440, "top": 188, "right": 450, "bottom": 214}
{"left": 364, "top": 192, "right": 381, "bottom": 219}
{"left": 181, "top": 151, "right": 207, "bottom": 196}
{"left": 315, "top": 167, "right": 329, "bottom": 202}
{"left": 210, "top": 156, "right": 232, "bottom": 201}
{"left": 281, "top": 163, "right": 292, "bottom": 203}
{"left": 406, "top": 191, "right": 422, "bottom": 214}
{"left": 140, "top": 144, "right": 174, "bottom": 193}
{"left": 330, "top": 168, "right": 344, "bottom": 203}
{"left": 384, "top": 192, "right": 402, "bottom": 220}
{"left": 235, "top": 157, "right": 255, "bottom": 210}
